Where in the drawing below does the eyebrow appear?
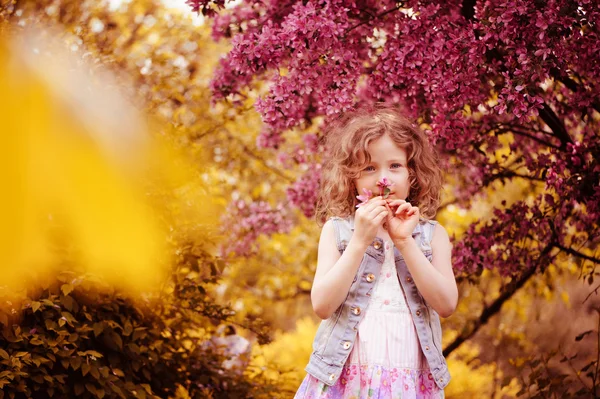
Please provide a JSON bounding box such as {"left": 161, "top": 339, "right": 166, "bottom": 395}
{"left": 366, "top": 159, "right": 405, "bottom": 163}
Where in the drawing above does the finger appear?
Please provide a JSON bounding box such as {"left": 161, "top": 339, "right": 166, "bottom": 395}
{"left": 385, "top": 199, "right": 406, "bottom": 206}
{"left": 374, "top": 209, "right": 388, "bottom": 224}
{"left": 384, "top": 203, "right": 394, "bottom": 222}
{"left": 364, "top": 197, "right": 387, "bottom": 212}
{"left": 357, "top": 196, "right": 382, "bottom": 214}
{"left": 368, "top": 204, "right": 388, "bottom": 220}
{"left": 407, "top": 206, "right": 419, "bottom": 217}
{"left": 395, "top": 203, "right": 412, "bottom": 215}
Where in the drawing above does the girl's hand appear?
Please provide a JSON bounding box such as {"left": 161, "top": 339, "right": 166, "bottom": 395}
{"left": 384, "top": 199, "right": 419, "bottom": 244}
{"left": 353, "top": 196, "right": 388, "bottom": 248}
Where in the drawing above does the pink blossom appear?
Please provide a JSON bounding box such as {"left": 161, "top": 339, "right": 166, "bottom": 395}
{"left": 194, "top": 0, "right": 600, "bottom": 280}
{"left": 376, "top": 177, "right": 395, "bottom": 198}
{"left": 356, "top": 188, "right": 373, "bottom": 208}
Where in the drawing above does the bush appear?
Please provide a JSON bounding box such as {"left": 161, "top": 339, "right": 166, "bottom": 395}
{"left": 0, "top": 245, "right": 277, "bottom": 399}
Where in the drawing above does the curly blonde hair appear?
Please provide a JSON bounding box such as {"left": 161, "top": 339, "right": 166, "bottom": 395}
{"left": 315, "top": 105, "right": 443, "bottom": 226}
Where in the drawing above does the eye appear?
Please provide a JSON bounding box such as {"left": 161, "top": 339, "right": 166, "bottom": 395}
{"left": 364, "top": 165, "right": 375, "bottom": 171}
{"left": 391, "top": 163, "right": 403, "bottom": 169}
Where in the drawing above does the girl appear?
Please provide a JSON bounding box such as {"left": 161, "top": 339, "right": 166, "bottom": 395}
{"left": 295, "top": 106, "right": 458, "bottom": 399}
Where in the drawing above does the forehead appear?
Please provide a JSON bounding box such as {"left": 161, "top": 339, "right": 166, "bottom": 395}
{"left": 366, "top": 134, "right": 407, "bottom": 161}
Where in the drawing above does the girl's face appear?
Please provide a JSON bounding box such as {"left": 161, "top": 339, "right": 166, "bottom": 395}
{"left": 354, "top": 133, "right": 410, "bottom": 201}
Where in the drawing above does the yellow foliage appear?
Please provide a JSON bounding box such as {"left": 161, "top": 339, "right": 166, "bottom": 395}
{"left": 0, "top": 30, "right": 218, "bottom": 300}
{"left": 445, "top": 341, "right": 521, "bottom": 398}
{"left": 248, "top": 316, "right": 319, "bottom": 391}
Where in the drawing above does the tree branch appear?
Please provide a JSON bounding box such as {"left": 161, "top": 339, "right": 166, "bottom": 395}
{"left": 344, "top": 3, "right": 404, "bottom": 36}
{"left": 549, "top": 68, "right": 600, "bottom": 115}
{"left": 222, "top": 130, "right": 296, "bottom": 183}
{"left": 553, "top": 244, "right": 600, "bottom": 264}
{"left": 481, "top": 168, "right": 545, "bottom": 188}
{"left": 461, "top": 0, "right": 477, "bottom": 21}
{"left": 538, "top": 102, "right": 573, "bottom": 148}
{"left": 443, "top": 244, "right": 553, "bottom": 357}
{"left": 492, "top": 127, "right": 561, "bottom": 149}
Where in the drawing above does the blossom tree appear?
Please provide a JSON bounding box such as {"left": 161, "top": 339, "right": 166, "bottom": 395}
{"left": 190, "top": 0, "right": 600, "bottom": 355}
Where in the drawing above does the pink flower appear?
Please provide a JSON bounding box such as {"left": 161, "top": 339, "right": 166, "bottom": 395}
{"left": 376, "top": 177, "right": 395, "bottom": 198}
{"left": 356, "top": 188, "right": 373, "bottom": 208}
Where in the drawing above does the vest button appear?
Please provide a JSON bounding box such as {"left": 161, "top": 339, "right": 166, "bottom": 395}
{"left": 416, "top": 310, "right": 421, "bottom": 316}
{"left": 351, "top": 306, "right": 361, "bottom": 316}
{"left": 406, "top": 276, "right": 412, "bottom": 283}
{"left": 329, "top": 373, "right": 336, "bottom": 381}
{"left": 366, "top": 273, "right": 375, "bottom": 283}
{"left": 342, "top": 341, "right": 351, "bottom": 349}
{"left": 373, "top": 241, "right": 381, "bottom": 250}
{"left": 425, "top": 346, "right": 430, "bottom": 351}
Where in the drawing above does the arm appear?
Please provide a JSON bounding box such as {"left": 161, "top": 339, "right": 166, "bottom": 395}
{"left": 393, "top": 223, "right": 458, "bottom": 317}
{"left": 310, "top": 219, "right": 370, "bottom": 320}
{"left": 312, "top": 197, "right": 388, "bottom": 319}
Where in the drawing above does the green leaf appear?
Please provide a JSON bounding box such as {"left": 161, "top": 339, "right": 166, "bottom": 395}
{"left": 90, "top": 365, "right": 100, "bottom": 380}
{"left": 32, "top": 301, "right": 41, "bottom": 313}
{"left": 127, "top": 343, "right": 141, "bottom": 355}
{"left": 99, "top": 367, "right": 109, "bottom": 378}
{"left": 62, "top": 296, "right": 75, "bottom": 312}
{"left": 81, "top": 363, "right": 90, "bottom": 377}
{"left": 45, "top": 319, "right": 56, "bottom": 331}
{"left": 113, "top": 333, "right": 123, "bottom": 350}
{"left": 74, "top": 383, "right": 85, "bottom": 396}
{"left": 141, "top": 384, "right": 153, "bottom": 394}
{"left": 86, "top": 383, "right": 97, "bottom": 396}
{"left": 93, "top": 323, "right": 104, "bottom": 338}
{"left": 0, "top": 349, "right": 8, "bottom": 360}
{"left": 112, "top": 368, "right": 124, "bottom": 377}
{"left": 123, "top": 321, "right": 133, "bottom": 336}
{"left": 61, "top": 311, "right": 76, "bottom": 325}
{"left": 61, "top": 284, "right": 74, "bottom": 296}
{"left": 110, "top": 384, "right": 125, "bottom": 398}
{"left": 70, "top": 357, "right": 82, "bottom": 371}
{"left": 85, "top": 350, "right": 104, "bottom": 358}
{"left": 132, "top": 327, "right": 147, "bottom": 341}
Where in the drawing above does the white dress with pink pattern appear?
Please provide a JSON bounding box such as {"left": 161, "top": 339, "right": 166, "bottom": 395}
{"left": 295, "top": 239, "right": 443, "bottom": 399}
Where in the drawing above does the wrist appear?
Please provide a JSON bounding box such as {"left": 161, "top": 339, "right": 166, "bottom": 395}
{"left": 349, "top": 236, "right": 370, "bottom": 252}
{"left": 393, "top": 236, "right": 416, "bottom": 251}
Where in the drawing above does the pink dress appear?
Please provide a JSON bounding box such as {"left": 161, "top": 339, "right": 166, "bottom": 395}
{"left": 295, "top": 239, "right": 442, "bottom": 399}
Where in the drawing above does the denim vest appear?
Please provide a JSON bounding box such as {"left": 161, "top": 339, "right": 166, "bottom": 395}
{"left": 304, "top": 215, "right": 451, "bottom": 390}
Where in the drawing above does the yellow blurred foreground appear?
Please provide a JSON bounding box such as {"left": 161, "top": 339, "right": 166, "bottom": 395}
{"left": 0, "top": 29, "right": 216, "bottom": 299}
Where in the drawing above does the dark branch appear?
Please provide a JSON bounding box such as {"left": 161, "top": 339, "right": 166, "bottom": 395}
{"left": 443, "top": 244, "right": 553, "bottom": 356}
{"left": 222, "top": 130, "right": 296, "bottom": 183}
{"left": 492, "top": 127, "right": 561, "bottom": 149}
{"left": 550, "top": 68, "right": 600, "bottom": 115}
{"left": 553, "top": 244, "right": 600, "bottom": 264}
{"left": 538, "top": 102, "right": 573, "bottom": 148}
{"left": 344, "top": 3, "right": 404, "bottom": 35}
{"left": 481, "top": 168, "right": 545, "bottom": 188}
{"left": 461, "top": 0, "right": 477, "bottom": 21}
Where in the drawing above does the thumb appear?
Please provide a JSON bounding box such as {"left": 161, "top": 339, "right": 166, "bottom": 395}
{"left": 385, "top": 203, "right": 394, "bottom": 223}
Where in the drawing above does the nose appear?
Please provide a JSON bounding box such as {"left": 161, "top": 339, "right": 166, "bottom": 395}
{"left": 378, "top": 171, "right": 393, "bottom": 184}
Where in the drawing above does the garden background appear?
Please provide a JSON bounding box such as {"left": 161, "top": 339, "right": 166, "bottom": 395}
{"left": 0, "top": 0, "right": 599, "bottom": 398}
